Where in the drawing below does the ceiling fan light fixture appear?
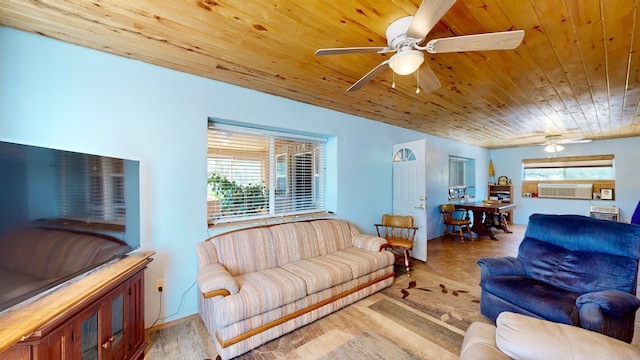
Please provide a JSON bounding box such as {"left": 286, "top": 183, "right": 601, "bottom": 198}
{"left": 544, "top": 144, "right": 564, "bottom": 153}
{"left": 390, "top": 49, "right": 424, "bottom": 75}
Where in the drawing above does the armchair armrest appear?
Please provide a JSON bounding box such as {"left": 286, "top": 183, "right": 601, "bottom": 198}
{"left": 477, "top": 257, "right": 525, "bottom": 278}
{"left": 494, "top": 312, "right": 640, "bottom": 359}
{"left": 352, "top": 233, "right": 388, "bottom": 252}
{"left": 197, "top": 263, "right": 239, "bottom": 298}
{"left": 576, "top": 290, "right": 640, "bottom": 342}
{"left": 576, "top": 290, "right": 640, "bottom": 317}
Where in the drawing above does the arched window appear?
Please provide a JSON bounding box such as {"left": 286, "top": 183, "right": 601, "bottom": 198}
{"left": 393, "top": 148, "right": 416, "bottom": 162}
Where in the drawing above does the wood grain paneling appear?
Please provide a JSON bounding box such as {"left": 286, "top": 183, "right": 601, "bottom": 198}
{"left": 1, "top": 0, "right": 639, "bottom": 148}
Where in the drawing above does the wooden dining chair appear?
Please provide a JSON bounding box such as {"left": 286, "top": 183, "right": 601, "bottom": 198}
{"left": 439, "top": 204, "right": 473, "bottom": 243}
{"left": 375, "top": 214, "right": 417, "bottom": 277}
{"left": 486, "top": 199, "right": 510, "bottom": 231}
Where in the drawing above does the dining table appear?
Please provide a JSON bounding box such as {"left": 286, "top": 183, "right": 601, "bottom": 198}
{"left": 455, "top": 202, "right": 517, "bottom": 240}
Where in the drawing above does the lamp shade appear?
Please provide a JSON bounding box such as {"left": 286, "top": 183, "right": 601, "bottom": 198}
{"left": 390, "top": 49, "right": 424, "bottom": 75}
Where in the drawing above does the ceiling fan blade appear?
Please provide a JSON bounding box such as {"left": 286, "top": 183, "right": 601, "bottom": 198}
{"left": 415, "top": 64, "right": 441, "bottom": 93}
{"left": 315, "top": 47, "right": 388, "bottom": 56}
{"left": 406, "top": 0, "right": 456, "bottom": 41}
{"left": 557, "top": 139, "right": 592, "bottom": 144}
{"left": 347, "top": 60, "right": 390, "bottom": 92}
{"left": 425, "top": 30, "right": 525, "bottom": 53}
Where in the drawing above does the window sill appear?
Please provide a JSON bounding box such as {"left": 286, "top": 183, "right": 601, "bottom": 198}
{"left": 208, "top": 211, "right": 336, "bottom": 230}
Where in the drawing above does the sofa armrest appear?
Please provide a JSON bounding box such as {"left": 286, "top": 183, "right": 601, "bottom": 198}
{"left": 352, "top": 234, "right": 388, "bottom": 252}
{"left": 576, "top": 290, "right": 640, "bottom": 317}
{"left": 197, "top": 263, "right": 239, "bottom": 298}
{"left": 477, "top": 257, "right": 525, "bottom": 278}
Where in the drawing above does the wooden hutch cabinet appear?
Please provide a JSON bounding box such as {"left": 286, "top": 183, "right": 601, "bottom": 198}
{"left": 488, "top": 184, "right": 514, "bottom": 223}
{"left": 0, "top": 253, "right": 152, "bottom": 360}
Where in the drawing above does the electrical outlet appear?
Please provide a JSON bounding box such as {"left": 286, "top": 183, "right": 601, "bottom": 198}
{"left": 155, "top": 279, "right": 164, "bottom": 292}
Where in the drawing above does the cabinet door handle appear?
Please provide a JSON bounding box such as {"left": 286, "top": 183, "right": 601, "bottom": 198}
{"left": 102, "top": 336, "right": 116, "bottom": 349}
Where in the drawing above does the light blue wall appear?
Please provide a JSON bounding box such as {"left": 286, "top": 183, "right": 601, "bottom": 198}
{"left": 0, "top": 27, "right": 489, "bottom": 326}
{"left": 489, "top": 137, "right": 640, "bottom": 224}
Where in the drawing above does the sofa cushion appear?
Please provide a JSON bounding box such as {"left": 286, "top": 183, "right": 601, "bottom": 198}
{"left": 208, "top": 227, "right": 278, "bottom": 276}
{"left": 281, "top": 256, "right": 354, "bottom": 295}
{"left": 481, "top": 276, "right": 581, "bottom": 325}
{"left": 518, "top": 238, "right": 637, "bottom": 293}
{"left": 213, "top": 267, "right": 307, "bottom": 328}
{"left": 311, "top": 220, "right": 354, "bottom": 255}
{"left": 327, "top": 248, "right": 394, "bottom": 279}
{"left": 270, "top": 221, "right": 321, "bottom": 265}
{"left": 495, "top": 312, "right": 640, "bottom": 360}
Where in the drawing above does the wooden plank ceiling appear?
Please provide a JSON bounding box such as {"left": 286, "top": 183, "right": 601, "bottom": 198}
{"left": 1, "top": 0, "right": 639, "bottom": 149}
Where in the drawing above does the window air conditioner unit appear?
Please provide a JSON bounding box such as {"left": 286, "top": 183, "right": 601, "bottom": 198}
{"left": 590, "top": 205, "right": 620, "bottom": 222}
{"left": 537, "top": 184, "right": 593, "bottom": 199}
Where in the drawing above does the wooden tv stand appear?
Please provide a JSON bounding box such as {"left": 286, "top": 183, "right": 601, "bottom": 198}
{"left": 0, "top": 251, "right": 153, "bottom": 360}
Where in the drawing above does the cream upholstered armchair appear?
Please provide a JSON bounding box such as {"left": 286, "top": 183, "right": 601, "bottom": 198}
{"left": 461, "top": 312, "right": 640, "bottom": 360}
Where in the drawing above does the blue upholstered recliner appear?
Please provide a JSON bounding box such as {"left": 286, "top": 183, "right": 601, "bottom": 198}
{"left": 478, "top": 214, "right": 640, "bottom": 343}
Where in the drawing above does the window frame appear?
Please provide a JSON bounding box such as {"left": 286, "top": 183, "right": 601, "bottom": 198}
{"left": 448, "top": 156, "right": 476, "bottom": 200}
{"left": 521, "top": 155, "right": 615, "bottom": 198}
{"left": 523, "top": 155, "right": 614, "bottom": 181}
{"left": 207, "top": 122, "right": 327, "bottom": 225}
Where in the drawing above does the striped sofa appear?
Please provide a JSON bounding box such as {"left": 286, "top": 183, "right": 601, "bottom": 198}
{"left": 196, "top": 219, "right": 395, "bottom": 359}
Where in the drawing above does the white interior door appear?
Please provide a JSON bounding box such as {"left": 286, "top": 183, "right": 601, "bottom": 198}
{"left": 392, "top": 139, "right": 427, "bottom": 261}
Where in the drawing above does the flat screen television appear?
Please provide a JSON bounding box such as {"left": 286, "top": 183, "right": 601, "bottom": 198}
{"left": 0, "top": 141, "right": 140, "bottom": 312}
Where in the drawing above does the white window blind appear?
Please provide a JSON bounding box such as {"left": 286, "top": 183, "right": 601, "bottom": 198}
{"left": 449, "top": 157, "right": 467, "bottom": 187}
{"left": 207, "top": 122, "right": 326, "bottom": 224}
{"left": 60, "top": 153, "right": 126, "bottom": 223}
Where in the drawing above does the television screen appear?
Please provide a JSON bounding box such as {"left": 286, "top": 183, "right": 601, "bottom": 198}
{"left": 0, "top": 141, "right": 140, "bottom": 311}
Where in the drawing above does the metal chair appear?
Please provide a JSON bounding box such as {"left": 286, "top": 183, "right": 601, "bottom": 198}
{"left": 375, "top": 214, "right": 417, "bottom": 277}
{"left": 439, "top": 204, "right": 473, "bottom": 243}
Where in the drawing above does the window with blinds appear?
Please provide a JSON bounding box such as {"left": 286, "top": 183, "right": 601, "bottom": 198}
{"left": 449, "top": 157, "right": 466, "bottom": 187}
{"left": 207, "top": 122, "right": 326, "bottom": 224}
{"left": 60, "top": 153, "right": 126, "bottom": 223}
{"left": 448, "top": 156, "right": 476, "bottom": 200}
{"left": 521, "top": 155, "right": 615, "bottom": 198}
{"left": 523, "top": 155, "right": 614, "bottom": 180}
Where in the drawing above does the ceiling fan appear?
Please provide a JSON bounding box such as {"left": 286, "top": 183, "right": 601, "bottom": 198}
{"left": 315, "top": 0, "right": 525, "bottom": 93}
{"left": 541, "top": 135, "right": 592, "bottom": 155}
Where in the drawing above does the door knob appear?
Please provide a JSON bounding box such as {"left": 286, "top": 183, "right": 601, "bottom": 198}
{"left": 415, "top": 204, "right": 426, "bottom": 210}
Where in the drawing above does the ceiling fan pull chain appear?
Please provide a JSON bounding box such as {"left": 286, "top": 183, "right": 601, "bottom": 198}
{"left": 416, "top": 70, "right": 420, "bottom": 94}
{"left": 392, "top": 71, "right": 396, "bottom": 89}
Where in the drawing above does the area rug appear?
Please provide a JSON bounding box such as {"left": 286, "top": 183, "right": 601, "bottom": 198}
{"left": 145, "top": 269, "right": 488, "bottom": 359}
{"left": 380, "top": 269, "right": 489, "bottom": 331}
{"left": 316, "top": 329, "right": 420, "bottom": 360}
